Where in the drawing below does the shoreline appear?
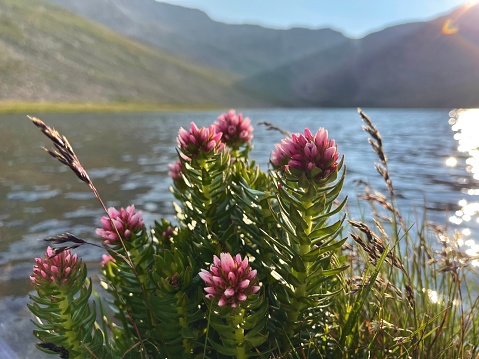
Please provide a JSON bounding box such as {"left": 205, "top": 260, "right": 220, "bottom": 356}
{"left": 0, "top": 101, "right": 219, "bottom": 114}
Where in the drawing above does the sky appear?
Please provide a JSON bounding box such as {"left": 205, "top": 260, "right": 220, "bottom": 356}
{"left": 158, "top": 0, "right": 470, "bottom": 38}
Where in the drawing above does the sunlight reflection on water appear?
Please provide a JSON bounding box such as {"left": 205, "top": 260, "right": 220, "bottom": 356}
{"left": 448, "top": 109, "right": 479, "bottom": 266}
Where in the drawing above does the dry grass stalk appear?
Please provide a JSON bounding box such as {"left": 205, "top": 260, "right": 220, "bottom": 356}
{"left": 404, "top": 283, "right": 415, "bottom": 310}
{"left": 349, "top": 219, "right": 415, "bottom": 310}
{"left": 258, "top": 121, "right": 290, "bottom": 136}
{"left": 29, "top": 116, "right": 150, "bottom": 352}
{"left": 359, "top": 188, "right": 406, "bottom": 228}
{"left": 427, "top": 222, "right": 478, "bottom": 278}
{"left": 347, "top": 275, "right": 404, "bottom": 298}
{"left": 28, "top": 116, "right": 130, "bottom": 256}
{"left": 28, "top": 116, "right": 116, "bottom": 218}
{"left": 43, "top": 233, "right": 103, "bottom": 257}
{"left": 348, "top": 220, "right": 406, "bottom": 273}
{"left": 29, "top": 116, "right": 92, "bottom": 186}
{"left": 358, "top": 108, "right": 395, "bottom": 198}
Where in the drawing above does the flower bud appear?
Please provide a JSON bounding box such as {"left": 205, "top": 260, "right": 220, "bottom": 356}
{"left": 96, "top": 205, "right": 144, "bottom": 244}
{"left": 199, "top": 253, "right": 260, "bottom": 308}
{"left": 271, "top": 128, "right": 339, "bottom": 185}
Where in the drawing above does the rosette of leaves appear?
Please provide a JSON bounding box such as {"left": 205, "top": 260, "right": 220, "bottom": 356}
{"left": 29, "top": 248, "right": 107, "bottom": 359}
{"left": 228, "top": 161, "right": 277, "bottom": 258}
{"left": 198, "top": 253, "right": 267, "bottom": 358}
{"left": 171, "top": 142, "right": 238, "bottom": 261}
{"left": 271, "top": 164, "right": 348, "bottom": 345}
{"left": 100, "top": 227, "right": 158, "bottom": 356}
{"left": 264, "top": 129, "right": 349, "bottom": 352}
{"left": 148, "top": 248, "right": 204, "bottom": 358}
{"left": 205, "top": 294, "right": 269, "bottom": 358}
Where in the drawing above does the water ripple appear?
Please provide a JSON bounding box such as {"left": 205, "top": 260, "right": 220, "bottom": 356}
{"left": 7, "top": 190, "right": 60, "bottom": 202}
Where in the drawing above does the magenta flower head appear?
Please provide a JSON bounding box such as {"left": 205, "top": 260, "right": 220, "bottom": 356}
{"left": 96, "top": 205, "right": 144, "bottom": 244}
{"left": 214, "top": 109, "right": 253, "bottom": 148}
{"left": 30, "top": 246, "right": 81, "bottom": 288}
{"left": 101, "top": 254, "right": 115, "bottom": 267}
{"left": 162, "top": 226, "right": 174, "bottom": 240}
{"left": 177, "top": 122, "right": 224, "bottom": 158}
{"left": 168, "top": 160, "right": 183, "bottom": 181}
{"left": 199, "top": 253, "right": 260, "bottom": 308}
{"left": 271, "top": 128, "right": 339, "bottom": 185}
{"left": 168, "top": 159, "right": 188, "bottom": 190}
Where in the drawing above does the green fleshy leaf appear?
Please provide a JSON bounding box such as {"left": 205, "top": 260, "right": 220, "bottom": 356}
{"left": 245, "top": 331, "right": 269, "bottom": 348}
{"left": 312, "top": 196, "right": 347, "bottom": 222}
{"left": 310, "top": 218, "right": 344, "bottom": 243}
{"left": 208, "top": 337, "right": 239, "bottom": 356}
{"left": 285, "top": 271, "right": 303, "bottom": 287}
{"left": 303, "top": 237, "right": 348, "bottom": 262}
{"left": 307, "top": 264, "right": 349, "bottom": 280}
{"left": 291, "top": 253, "right": 307, "bottom": 272}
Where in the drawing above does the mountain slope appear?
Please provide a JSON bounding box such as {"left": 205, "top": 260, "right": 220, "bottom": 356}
{"left": 238, "top": 4, "right": 479, "bottom": 108}
{"left": 348, "top": 5, "right": 479, "bottom": 107}
{"left": 5, "top": 0, "right": 478, "bottom": 108}
{"left": 47, "top": 0, "right": 352, "bottom": 77}
{"left": 0, "top": 0, "right": 263, "bottom": 106}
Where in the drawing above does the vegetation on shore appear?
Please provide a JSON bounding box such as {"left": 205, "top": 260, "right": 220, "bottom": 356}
{"left": 0, "top": 101, "right": 219, "bottom": 114}
{"left": 27, "top": 109, "right": 479, "bottom": 358}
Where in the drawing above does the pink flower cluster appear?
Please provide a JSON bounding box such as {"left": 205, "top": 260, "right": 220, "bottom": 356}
{"left": 177, "top": 122, "right": 224, "bottom": 158}
{"left": 168, "top": 160, "right": 183, "bottom": 181}
{"left": 96, "top": 205, "right": 144, "bottom": 244}
{"left": 214, "top": 109, "right": 253, "bottom": 148}
{"left": 30, "top": 246, "right": 80, "bottom": 287}
{"left": 101, "top": 254, "right": 115, "bottom": 267}
{"left": 169, "top": 110, "right": 255, "bottom": 181}
{"left": 162, "top": 225, "right": 174, "bottom": 240}
{"left": 271, "top": 128, "right": 339, "bottom": 183}
{"left": 199, "top": 253, "right": 260, "bottom": 308}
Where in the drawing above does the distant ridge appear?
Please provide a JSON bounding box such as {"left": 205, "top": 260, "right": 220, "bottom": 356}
{"left": 0, "top": 0, "right": 266, "bottom": 106}
{"left": 5, "top": 0, "right": 479, "bottom": 107}
{"left": 47, "top": 0, "right": 479, "bottom": 108}
{"left": 245, "top": 4, "right": 479, "bottom": 108}
{"left": 47, "top": 0, "right": 353, "bottom": 77}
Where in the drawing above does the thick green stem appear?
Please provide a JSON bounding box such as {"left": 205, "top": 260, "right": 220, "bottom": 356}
{"left": 58, "top": 288, "right": 83, "bottom": 358}
{"left": 287, "top": 208, "right": 314, "bottom": 336}
{"left": 233, "top": 310, "right": 246, "bottom": 359}
{"left": 298, "top": 211, "right": 313, "bottom": 280}
{"left": 198, "top": 158, "right": 213, "bottom": 225}
{"left": 177, "top": 294, "right": 193, "bottom": 355}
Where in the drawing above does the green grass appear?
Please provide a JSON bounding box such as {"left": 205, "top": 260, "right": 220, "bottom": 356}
{"left": 326, "top": 110, "right": 479, "bottom": 358}
{"left": 0, "top": 101, "right": 219, "bottom": 114}
{"left": 0, "top": 0, "right": 265, "bottom": 107}
{"left": 24, "top": 108, "right": 479, "bottom": 358}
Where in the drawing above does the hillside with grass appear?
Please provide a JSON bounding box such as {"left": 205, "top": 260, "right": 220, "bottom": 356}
{"left": 48, "top": 0, "right": 352, "bottom": 77}
{"left": 0, "top": 0, "right": 265, "bottom": 107}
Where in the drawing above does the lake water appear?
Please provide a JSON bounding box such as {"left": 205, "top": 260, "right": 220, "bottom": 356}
{"left": 1, "top": 108, "right": 478, "bottom": 357}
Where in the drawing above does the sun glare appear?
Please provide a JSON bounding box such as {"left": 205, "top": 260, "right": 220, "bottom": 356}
{"left": 442, "top": 0, "right": 479, "bottom": 35}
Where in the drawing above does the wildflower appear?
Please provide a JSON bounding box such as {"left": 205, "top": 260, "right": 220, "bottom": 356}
{"left": 101, "top": 254, "right": 115, "bottom": 267}
{"left": 96, "top": 205, "right": 144, "bottom": 244}
{"left": 168, "top": 159, "right": 188, "bottom": 190}
{"left": 199, "top": 253, "right": 260, "bottom": 308}
{"left": 271, "top": 128, "right": 339, "bottom": 184}
{"left": 168, "top": 160, "right": 183, "bottom": 181}
{"left": 214, "top": 109, "right": 253, "bottom": 148}
{"left": 177, "top": 122, "right": 224, "bottom": 158}
{"left": 30, "top": 246, "right": 80, "bottom": 287}
{"left": 162, "top": 226, "right": 174, "bottom": 240}
{"left": 169, "top": 273, "right": 181, "bottom": 288}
